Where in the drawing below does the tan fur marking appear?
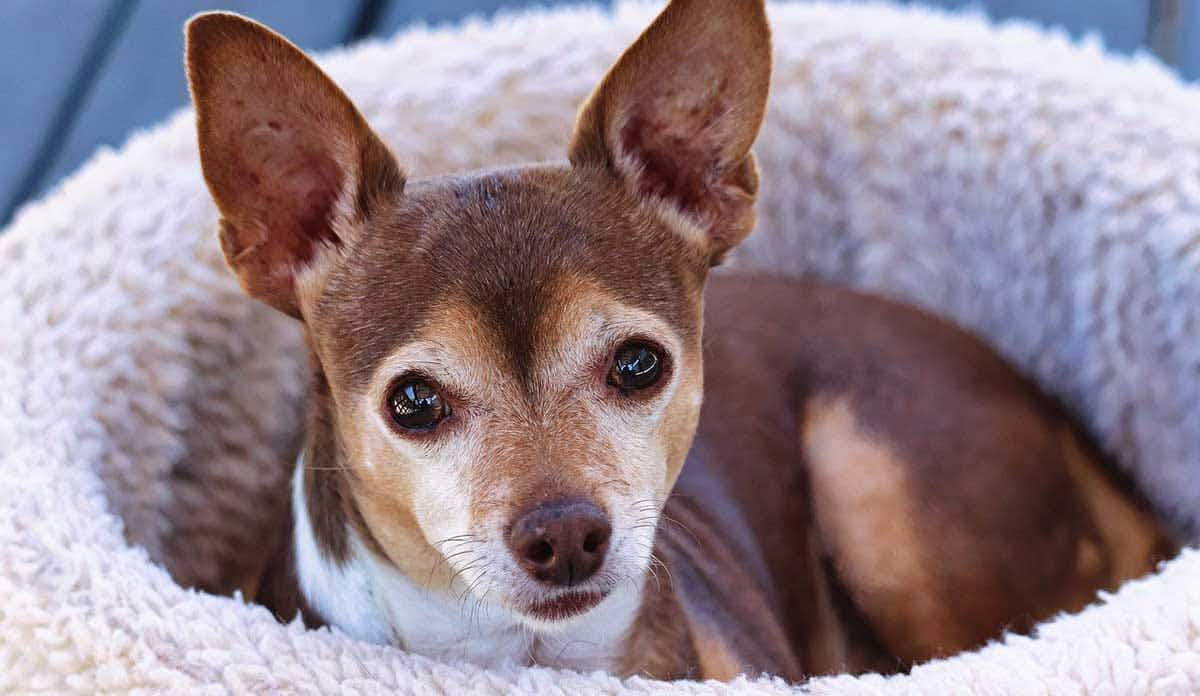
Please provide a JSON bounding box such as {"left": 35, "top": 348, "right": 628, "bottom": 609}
{"left": 351, "top": 484, "right": 443, "bottom": 584}
{"left": 803, "top": 396, "right": 964, "bottom": 658}
{"left": 688, "top": 625, "right": 743, "bottom": 682}
{"left": 1058, "top": 428, "right": 1165, "bottom": 585}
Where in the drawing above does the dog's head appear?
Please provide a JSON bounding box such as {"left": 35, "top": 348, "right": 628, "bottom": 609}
{"left": 186, "top": 0, "right": 770, "bottom": 627}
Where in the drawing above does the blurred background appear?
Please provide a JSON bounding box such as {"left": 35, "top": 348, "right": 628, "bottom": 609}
{"left": 0, "top": 0, "right": 1194, "bottom": 229}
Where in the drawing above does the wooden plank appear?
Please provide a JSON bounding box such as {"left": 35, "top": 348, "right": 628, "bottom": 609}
{"left": 1146, "top": 0, "right": 1183, "bottom": 68}
{"left": 1173, "top": 0, "right": 1200, "bottom": 78}
{"left": 923, "top": 0, "right": 1151, "bottom": 53}
{"left": 34, "top": 1, "right": 366, "bottom": 201}
{"left": 0, "top": 0, "right": 114, "bottom": 221}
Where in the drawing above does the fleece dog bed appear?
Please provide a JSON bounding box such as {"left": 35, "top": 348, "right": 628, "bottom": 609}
{"left": 2, "top": 2, "right": 1199, "bottom": 693}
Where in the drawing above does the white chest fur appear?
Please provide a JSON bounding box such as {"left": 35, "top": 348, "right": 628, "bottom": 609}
{"left": 290, "top": 462, "right": 641, "bottom": 670}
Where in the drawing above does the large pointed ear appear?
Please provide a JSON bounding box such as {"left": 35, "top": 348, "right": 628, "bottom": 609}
{"left": 185, "top": 12, "right": 404, "bottom": 318}
{"left": 568, "top": 0, "right": 771, "bottom": 265}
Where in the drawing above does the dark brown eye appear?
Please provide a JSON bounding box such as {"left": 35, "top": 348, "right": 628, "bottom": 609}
{"left": 608, "top": 341, "right": 663, "bottom": 392}
{"left": 387, "top": 378, "right": 449, "bottom": 432}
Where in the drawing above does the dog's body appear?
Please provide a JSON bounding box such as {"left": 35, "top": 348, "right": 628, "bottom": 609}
{"left": 186, "top": 0, "right": 1172, "bottom": 682}
{"left": 251, "top": 272, "right": 1168, "bottom": 679}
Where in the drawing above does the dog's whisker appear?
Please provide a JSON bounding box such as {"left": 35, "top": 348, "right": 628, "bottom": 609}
{"left": 658, "top": 513, "right": 699, "bottom": 546}
{"left": 447, "top": 557, "right": 487, "bottom": 590}
{"left": 432, "top": 533, "right": 479, "bottom": 547}
{"left": 425, "top": 540, "right": 484, "bottom": 585}
{"left": 459, "top": 570, "right": 491, "bottom": 609}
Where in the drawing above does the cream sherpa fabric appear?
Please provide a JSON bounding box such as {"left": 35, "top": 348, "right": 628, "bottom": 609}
{"left": 2, "top": 2, "right": 1199, "bottom": 693}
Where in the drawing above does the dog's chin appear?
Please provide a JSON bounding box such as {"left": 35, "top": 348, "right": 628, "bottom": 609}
{"left": 517, "top": 590, "right": 609, "bottom": 624}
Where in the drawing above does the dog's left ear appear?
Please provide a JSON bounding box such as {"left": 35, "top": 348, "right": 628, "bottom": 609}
{"left": 569, "top": 0, "right": 771, "bottom": 264}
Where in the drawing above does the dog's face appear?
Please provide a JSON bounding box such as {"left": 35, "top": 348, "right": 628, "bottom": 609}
{"left": 307, "top": 166, "right": 708, "bottom": 622}
{"left": 186, "top": 0, "right": 770, "bottom": 626}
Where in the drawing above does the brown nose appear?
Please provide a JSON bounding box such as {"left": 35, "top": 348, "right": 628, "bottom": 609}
{"left": 508, "top": 499, "right": 612, "bottom": 586}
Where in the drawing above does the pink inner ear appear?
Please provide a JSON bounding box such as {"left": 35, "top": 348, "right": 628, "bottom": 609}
{"left": 618, "top": 87, "right": 732, "bottom": 220}
{"left": 228, "top": 115, "right": 346, "bottom": 269}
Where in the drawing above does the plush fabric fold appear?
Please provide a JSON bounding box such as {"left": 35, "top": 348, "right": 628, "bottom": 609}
{"left": 1, "top": 2, "right": 1198, "bottom": 692}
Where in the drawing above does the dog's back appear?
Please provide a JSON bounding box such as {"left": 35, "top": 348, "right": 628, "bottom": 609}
{"left": 654, "top": 273, "right": 1173, "bottom": 677}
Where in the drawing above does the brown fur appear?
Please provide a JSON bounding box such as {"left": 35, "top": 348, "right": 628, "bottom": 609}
{"left": 185, "top": 0, "right": 1174, "bottom": 682}
{"left": 692, "top": 275, "right": 1174, "bottom": 675}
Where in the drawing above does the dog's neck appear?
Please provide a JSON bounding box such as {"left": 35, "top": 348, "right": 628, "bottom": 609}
{"left": 289, "top": 458, "right": 645, "bottom": 671}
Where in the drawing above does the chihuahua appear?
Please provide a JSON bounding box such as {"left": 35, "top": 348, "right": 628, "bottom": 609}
{"left": 185, "top": 0, "right": 1172, "bottom": 681}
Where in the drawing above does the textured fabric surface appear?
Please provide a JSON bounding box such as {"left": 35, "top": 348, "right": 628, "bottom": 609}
{"left": 1, "top": 2, "right": 1199, "bottom": 693}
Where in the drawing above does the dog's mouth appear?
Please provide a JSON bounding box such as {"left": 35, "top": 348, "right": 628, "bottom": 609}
{"left": 520, "top": 590, "right": 607, "bottom": 621}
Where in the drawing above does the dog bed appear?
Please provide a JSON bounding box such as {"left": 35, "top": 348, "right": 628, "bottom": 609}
{"left": 2, "top": 2, "right": 1199, "bottom": 693}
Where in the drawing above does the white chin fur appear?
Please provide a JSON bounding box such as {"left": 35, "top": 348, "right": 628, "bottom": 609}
{"left": 292, "top": 461, "right": 394, "bottom": 644}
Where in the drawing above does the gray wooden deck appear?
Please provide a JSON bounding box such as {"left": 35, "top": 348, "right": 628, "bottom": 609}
{"left": 0, "top": 0, "right": 1190, "bottom": 227}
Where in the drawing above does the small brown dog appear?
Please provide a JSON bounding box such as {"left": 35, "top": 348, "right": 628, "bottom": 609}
{"left": 185, "top": 0, "right": 1172, "bottom": 680}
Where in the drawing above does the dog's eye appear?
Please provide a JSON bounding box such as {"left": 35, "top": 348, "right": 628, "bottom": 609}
{"left": 387, "top": 379, "right": 449, "bottom": 432}
{"left": 609, "top": 341, "right": 663, "bottom": 392}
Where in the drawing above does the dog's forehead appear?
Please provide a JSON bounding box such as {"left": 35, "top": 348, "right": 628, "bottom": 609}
{"left": 315, "top": 165, "right": 705, "bottom": 389}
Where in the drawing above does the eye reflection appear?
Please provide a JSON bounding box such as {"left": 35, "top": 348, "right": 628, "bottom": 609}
{"left": 388, "top": 378, "right": 449, "bottom": 431}
{"left": 608, "top": 341, "right": 663, "bottom": 391}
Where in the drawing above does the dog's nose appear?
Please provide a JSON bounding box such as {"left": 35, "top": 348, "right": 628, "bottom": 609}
{"left": 508, "top": 499, "right": 612, "bottom": 586}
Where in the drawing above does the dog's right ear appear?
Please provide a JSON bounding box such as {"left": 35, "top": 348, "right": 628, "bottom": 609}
{"left": 568, "top": 0, "right": 771, "bottom": 266}
{"left": 185, "top": 12, "right": 403, "bottom": 318}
